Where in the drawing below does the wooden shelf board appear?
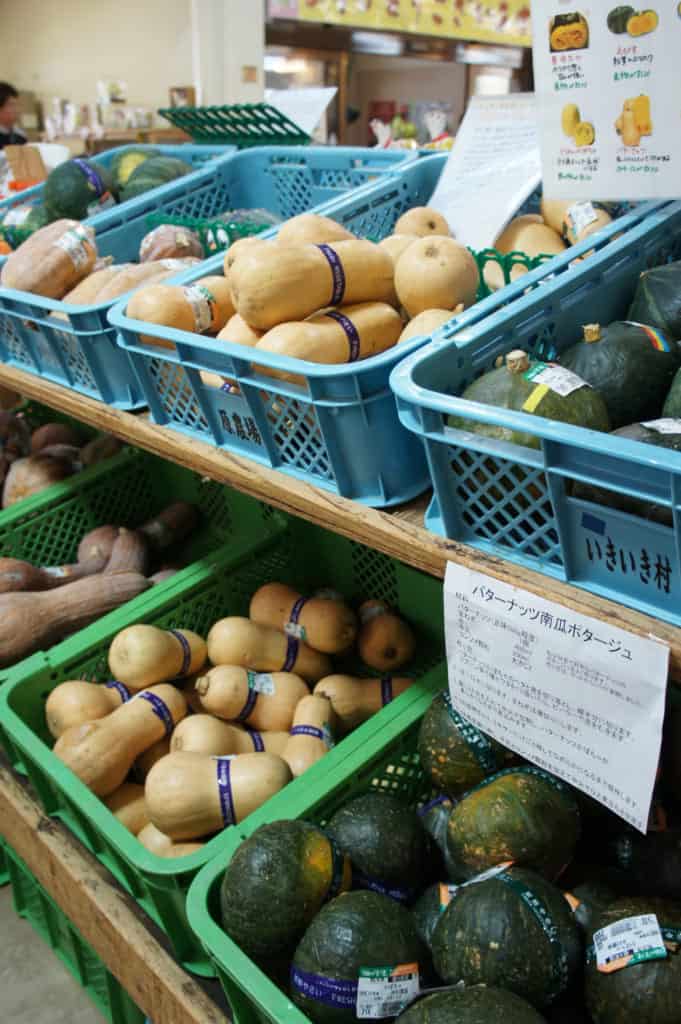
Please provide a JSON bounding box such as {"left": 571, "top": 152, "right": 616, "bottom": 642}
{"left": 2, "top": 363, "right": 681, "bottom": 676}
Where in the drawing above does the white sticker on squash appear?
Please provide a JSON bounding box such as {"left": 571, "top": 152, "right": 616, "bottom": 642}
{"left": 524, "top": 362, "right": 589, "bottom": 397}
{"left": 246, "top": 671, "right": 275, "bottom": 696}
{"left": 55, "top": 225, "right": 92, "bottom": 269}
{"left": 567, "top": 201, "right": 598, "bottom": 239}
{"left": 356, "top": 965, "right": 420, "bottom": 1020}
{"left": 182, "top": 284, "right": 215, "bottom": 333}
{"left": 594, "top": 914, "right": 666, "bottom": 973}
{"left": 3, "top": 205, "right": 33, "bottom": 226}
{"left": 641, "top": 418, "right": 681, "bottom": 435}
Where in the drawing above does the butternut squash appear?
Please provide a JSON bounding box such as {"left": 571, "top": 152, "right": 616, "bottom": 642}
{"left": 249, "top": 582, "right": 357, "bottom": 654}
{"left": 108, "top": 624, "right": 207, "bottom": 690}
{"left": 230, "top": 240, "right": 395, "bottom": 331}
{"left": 104, "top": 782, "right": 149, "bottom": 835}
{"left": 181, "top": 675, "right": 205, "bottom": 715}
{"left": 313, "top": 674, "right": 414, "bottom": 732}
{"left": 45, "top": 679, "right": 130, "bottom": 739}
{"left": 494, "top": 216, "right": 566, "bottom": 258}
{"left": 61, "top": 265, "right": 132, "bottom": 306}
{"left": 395, "top": 237, "right": 479, "bottom": 317}
{"left": 357, "top": 600, "right": 416, "bottom": 672}
{"left": 232, "top": 727, "right": 290, "bottom": 757}
{"left": 0, "top": 572, "right": 149, "bottom": 669}
{"left": 394, "top": 207, "right": 451, "bottom": 238}
{"left": 94, "top": 260, "right": 191, "bottom": 303}
{"left": 540, "top": 198, "right": 612, "bottom": 244}
{"left": 223, "top": 236, "right": 271, "bottom": 278}
{"left": 134, "top": 737, "right": 171, "bottom": 782}
{"left": 207, "top": 617, "right": 331, "bottom": 683}
{"left": 255, "top": 302, "right": 402, "bottom": 371}
{"left": 0, "top": 220, "right": 97, "bottom": 299}
{"left": 126, "top": 276, "right": 235, "bottom": 350}
{"left": 379, "top": 234, "right": 420, "bottom": 267}
{"left": 217, "top": 313, "right": 263, "bottom": 348}
{"left": 170, "top": 714, "right": 245, "bottom": 756}
{"left": 621, "top": 106, "right": 641, "bottom": 147}
{"left": 145, "top": 751, "right": 292, "bottom": 839}
{"left": 276, "top": 214, "right": 355, "bottom": 246}
{"left": 54, "top": 684, "right": 187, "bottom": 797}
{"left": 281, "top": 695, "right": 335, "bottom": 777}
{"left": 398, "top": 309, "right": 455, "bottom": 345}
{"left": 136, "top": 821, "right": 204, "bottom": 857}
{"left": 195, "top": 665, "right": 309, "bottom": 731}
{"left": 159, "top": 842, "right": 205, "bottom": 858}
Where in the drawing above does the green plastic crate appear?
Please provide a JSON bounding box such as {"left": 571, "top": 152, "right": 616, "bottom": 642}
{"left": 0, "top": 446, "right": 280, "bottom": 683}
{"left": 186, "top": 688, "right": 436, "bottom": 1024}
{"left": 144, "top": 211, "right": 271, "bottom": 256}
{"left": 0, "top": 837, "right": 7, "bottom": 886}
{"left": 0, "top": 515, "right": 444, "bottom": 975}
{"left": 1, "top": 838, "right": 144, "bottom": 1024}
{"left": 158, "top": 103, "right": 311, "bottom": 148}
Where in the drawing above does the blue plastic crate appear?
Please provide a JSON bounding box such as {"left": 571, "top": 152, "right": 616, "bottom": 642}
{"left": 0, "top": 145, "right": 407, "bottom": 409}
{"left": 390, "top": 199, "right": 681, "bottom": 624}
{"left": 112, "top": 155, "right": 658, "bottom": 506}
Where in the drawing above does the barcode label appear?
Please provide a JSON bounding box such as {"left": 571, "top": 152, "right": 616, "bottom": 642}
{"left": 356, "top": 965, "right": 419, "bottom": 1020}
{"left": 594, "top": 914, "right": 666, "bottom": 973}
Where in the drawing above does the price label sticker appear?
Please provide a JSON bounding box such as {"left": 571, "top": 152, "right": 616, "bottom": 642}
{"left": 642, "top": 419, "right": 681, "bottom": 435}
{"left": 567, "top": 201, "right": 598, "bottom": 239}
{"left": 246, "top": 671, "right": 275, "bottom": 696}
{"left": 524, "top": 362, "right": 589, "bottom": 397}
{"left": 594, "top": 914, "right": 666, "bottom": 973}
{"left": 284, "top": 620, "right": 307, "bottom": 641}
{"left": 356, "top": 965, "right": 420, "bottom": 1020}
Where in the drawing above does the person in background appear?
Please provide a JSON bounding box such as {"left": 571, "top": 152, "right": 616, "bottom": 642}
{"left": 0, "top": 83, "right": 26, "bottom": 148}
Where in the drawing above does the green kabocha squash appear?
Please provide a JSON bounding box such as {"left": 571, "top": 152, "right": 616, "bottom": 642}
{"left": 559, "top": 322, "right": 680, "bottom": 429}
{"left": 446, "top": 767, "right": 581, "bottom": 881}
{"left": 585, "top": 896, "right": 681, "bottom": 1024}
{"left": 418, "top": 691, "right": 508, "bottom": 797}
{"left": 219, "top": 820, "right": 351, "bottom": 961}
{"left": 628, "top": 260, "right": 681, "bottom": 340}
{"left": 609, "top": 828, "right": 681, "bottom": 901}
{"left": 327, "top": 792, "right": 431, "bottom": 903}
{"left": 396, "top": 986, "right": 547, "bottom": 1024}
{"left": 119, "top": 155, "right": 193, "bottom": 202}
{"left": 412, "top": 882, "right": 459, "bottom": 949}
{"left": 418, "top": 795, "right": 459, "bottom": 880}
{"left": 607, "top": 5, "right": 636, "bottom": 32}
{"left": 109, "top": 146, "right": 160, "bottom": 194}
{"left": 566, "top": 876, "right": 618, "bottom": 935}
{"left": 431, "top": 866, "right": 582, "bottom": 1009}
{"left": 44, "top": 159, "right": 115, "bottom": 220}
{"left": 450, "top": 350, "right": 610, "bottom": 449}
{"left": 291, "top": 890, "right": 428, "bottom": 1024}
{"left": 663, "top": 367, "right": 681, "bottom": 417}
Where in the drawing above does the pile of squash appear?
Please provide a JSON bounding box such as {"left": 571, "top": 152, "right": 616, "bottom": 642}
{"left": 48, "top": 582, "right": 419, "bottom": 856}
{"left": 216, "top": 687, "right": 681, "bottom": 1024}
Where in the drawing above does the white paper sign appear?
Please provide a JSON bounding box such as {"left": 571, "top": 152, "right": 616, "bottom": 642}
{"left": 265, "top": 87, "right": 337, "bottom": 136}
{"left": 427, "top": 93, "right": 541, "bottom": 250}
{"left": 531, "top": 1, "right": 681, "bottom": 199}
{"left": 444, "top": 563, "right": 669, "bottom": 832}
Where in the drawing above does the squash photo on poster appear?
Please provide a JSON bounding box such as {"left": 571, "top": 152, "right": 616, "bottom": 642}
{"left": 607, "top": 5, "right": 659, "bottom": 35}
{"left": 549, "top": 11, "right": 590, "bottom": 50}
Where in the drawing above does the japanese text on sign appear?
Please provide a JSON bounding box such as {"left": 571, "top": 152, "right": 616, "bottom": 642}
{"left": 444, "top": 564, "right": 669, "bottom": 832}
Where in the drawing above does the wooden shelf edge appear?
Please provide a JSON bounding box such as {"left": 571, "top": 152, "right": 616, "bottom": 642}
{"left": 3, "top": 364, "right": 681, "bottom": 677}
{"left": 0, "top": 762, "right": 228, "bottom": 1024}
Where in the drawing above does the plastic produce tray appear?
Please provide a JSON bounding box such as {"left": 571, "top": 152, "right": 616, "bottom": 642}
{"left": 186, "top": 689, "right": 435, "bottom": 1024}
{"left": 391, "top": 199, "right": 681, "bottom": 625}
{"left": 0, "top": 514, "right": 445, "bottom": 974}
{"left": 1, "top": 838, "right": 144, "bottom": 1024}
{"left": 0, "top": 445, "right": 279, "bottom": 684}
{"left": 112, "top": 155, "right": 660, "bottom": 507}
{"left": 158, "top": 103, "right": 311, "bottom": 147}
{"left": 0, "top": 145, "right": 404, "bottom": 409}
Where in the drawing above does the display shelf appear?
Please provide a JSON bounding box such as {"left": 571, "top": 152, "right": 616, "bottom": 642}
{"left": 1, "top": 363, "right": 681, "bottom": 678}
{"left": 0, "top": 759, "right": 228, "bottom": 1024}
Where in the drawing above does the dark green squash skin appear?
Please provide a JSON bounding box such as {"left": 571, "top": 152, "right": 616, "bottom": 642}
{"left": 327, "top": 792, "right": 430, "bottom": 899}
{"left": 559, "top": 322, "right": 681, "bottom": 429}
{"left": 607, "top": 5, "right": 636, "bottom": 32}
{"left": 569, "top": 878, "right": 618, "bottom": 935}
{"left": 396, "top": 986, "right": 547, "bottom": 1024}
{"left": 411, "top": 883, "right": 450, "bottom": 949}
{"left": 450, "top": 359, "right": 611, "bottom": 449}
{"left": 119, "top": 156, "right": 192, "bottom": 202}
{"left": 446, "top": 768, "right": 581, "bottom": 881}
{"left": 609, "top": 828, "right": 681, "bottom": 901}
{"left": 219, "top": 820, "right": 343, "bottom": 960}
{"left": 417, "top": 692, "right": 507, "bottom": 797}
{"left": 585, "top": 896, "right": 681, "bottom": 1024}
{"left": 663, "top": 367, "right": 681, "bottom": 418}
{"left": 109, "top": 146, "right": 160, "bottom": 194}
{"left": 419, "top": 796, "right": 462, "bottom": 881}
{"left": 291, "top": 890, "right": 428, "bottom": 1024}
{"left": 431, "top": 867, "right": 582, "bottom": 1009}
{"left": 44, "top": 159, "right": 115, "bottom": 220}
{"left": 629, "top": 260, "right": 681, "bottom": 340}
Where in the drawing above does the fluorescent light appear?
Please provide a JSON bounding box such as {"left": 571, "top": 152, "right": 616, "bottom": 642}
{"left": 351, "top": 31, "right": 404, "bottom": 56}
{"left": 264, "top": 55, "right": 309, "bottom": 74}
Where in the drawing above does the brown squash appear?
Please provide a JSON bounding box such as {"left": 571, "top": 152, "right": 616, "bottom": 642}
{"left": 0, "top": 220, "right": 97, "bottom": 299}
{"left": 249, "top": 582, "right": 357, "bottom": 654}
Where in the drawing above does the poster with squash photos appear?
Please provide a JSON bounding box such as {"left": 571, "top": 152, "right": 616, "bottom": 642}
{"left": 531, "top": 0, "right": 680, "bottom": 199}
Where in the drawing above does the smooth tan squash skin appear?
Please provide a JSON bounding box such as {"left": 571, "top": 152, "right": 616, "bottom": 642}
{"left": 145, "top": 751, "right": 292, "bottom": 839}
{"left": 195, "top": 665, "right": 309, "bottom": 731}
{"left": 249, "top": 582, "right": 357, "bottom": 654}
{"left": 394, "top": 207, "right": 451, "bottom": 238}
{"left": 398, "top": 309, "right": 455, "bottom": 345}
{"left": 45, "top": 679, "right": 127, "bottom": 739}
{"left": 357, "top": 601, "right": 416, "bottom": 672}
{"left": 379, "top": 234, "right": 419, "bottom": 267}
{"left": 126, "top": 275, "right": 235, "bottom": 348}
{"left": 104, "top": 782, "right": 149, "bottom": 835}
{"left": 231, "top": 240, "right": 395, "bottom": 330}
{"left": 313, "top": 674, "right": 414, "bottom": 732}
{"left": 54, "top": 684, "right": 187, "bottom": 797}
{"left": 1, "top": 220, "right": 97, "bottom": 298}
{"left": 170, "top": 715, "right": 245, "bottom": 756}
{"left": 134, "top": 737, "right": 171, "bottom": 782}
{"left": 137, "top": 822, "right": 205, "bottom": 858}
{"left": 207, "top": 617, "right": 331, "bottom": 682}
{"left": 276, "top": 214, "right": 355, "bottom": 246}
{"left": 395, "top": 237, "right": 479, "bottom": 318}
{"left": 282, "top": 695, "right": 335, "bottom": 778}
{"left": 232, "top": 727, "right": 290, "bottom": 757}
{"left": 494, "top": 216, "right": 566, "bottom": 257}
{"left": 217, "top": 313, "right": 263, "bottom": 348}
{"left": 256, "top": 302, "right": 402, "bottom": 368}
{"left": 108, "top": 625, "right": 207, "bottom": 690}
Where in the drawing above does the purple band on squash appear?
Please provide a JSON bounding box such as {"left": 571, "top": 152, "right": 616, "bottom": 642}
{"left": 105, "top": 680, "right": 131, "bottom": 703}
{"left": 138, "top": 692, "right": 174, "bottom": 737}
{"left": 317, "top": 244, "right": 346, "bottom": 306}
{"left": 216, "top": 757, "right": 236, "bottom": 826}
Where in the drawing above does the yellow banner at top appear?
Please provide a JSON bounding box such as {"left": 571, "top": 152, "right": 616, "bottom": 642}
{"left": 298, "top": 0, "right": 532, "bottom": 47}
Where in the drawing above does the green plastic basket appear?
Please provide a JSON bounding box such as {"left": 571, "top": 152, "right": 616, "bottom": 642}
{"left": 186, "top": 689, "right": 436, "bottom": 1024}
{"left": 0, "top": 514, "right": 445, "bottom": 975}
{"left": 0, "top": 446, "right": 279, "bottom": 684}
{"left": 1, "top": 838, "right": 144, "bottom": 1024}
{"left": 144, "top": 211, "right": 269, "bottom": 256}
{"left": 158, "top": 103, "right": 311, "bottom": 148}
